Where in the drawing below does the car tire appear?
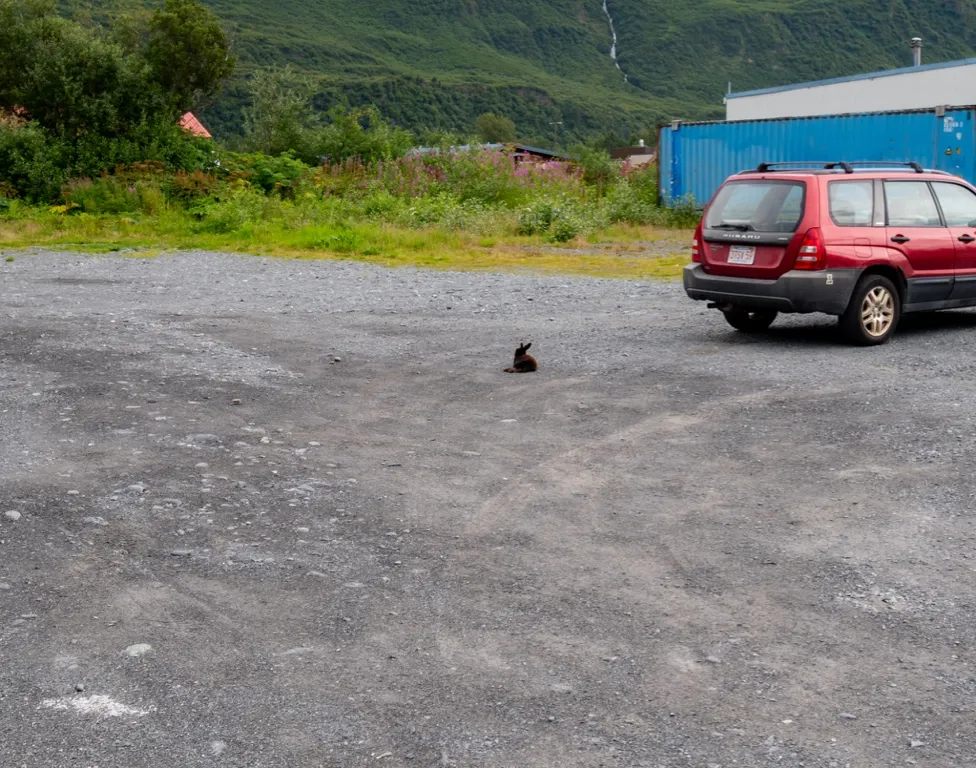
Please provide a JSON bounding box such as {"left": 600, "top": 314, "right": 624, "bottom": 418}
{"left": 840, "top": 274, "right": 900, "bottom": 346}
{"left": 722, "top": 308, "right": 778, "bottom": 333}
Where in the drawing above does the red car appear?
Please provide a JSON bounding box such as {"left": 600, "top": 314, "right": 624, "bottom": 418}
{"left": 683, "top": 161, "right": 976, "bottom": 345}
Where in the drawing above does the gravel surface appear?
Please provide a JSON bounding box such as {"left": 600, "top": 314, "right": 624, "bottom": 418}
{"left": 2, "top": 249, "right": 976, "bottom": 767}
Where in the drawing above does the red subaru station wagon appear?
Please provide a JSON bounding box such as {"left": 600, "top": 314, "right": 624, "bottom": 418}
{"left": 683, "top": 161, "right": 976, "bottom": 345}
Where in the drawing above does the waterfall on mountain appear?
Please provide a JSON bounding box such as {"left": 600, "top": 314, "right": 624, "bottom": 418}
{"left": 601, "top": 0, "right": 628, "bottom": 83}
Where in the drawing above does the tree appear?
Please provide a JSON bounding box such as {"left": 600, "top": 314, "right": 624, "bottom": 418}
{"left": 316, "top": 106, "right": 413, "bottom": 163}
{"left": 242, "top": 65, "right": 318, "bottom": 161}
{"left": 0, "top": 0, "right": 233, "bottom": 199}
{"left": 143, "top": 0, "right": 236, "bottom": 113}
{"left": 0, "top": 0, "right": 234, "bottom": 134}
{"left": 474, "top": 112, "right": 516, "bottom": 143}
{"left": 571, "top": 145, "right": 617, "bottom": 194}
{"left": 315, "top": 106, "right": 414, "bottom": 164}
{"left": 0, "top": 0, "right": 165, "bottom": 139}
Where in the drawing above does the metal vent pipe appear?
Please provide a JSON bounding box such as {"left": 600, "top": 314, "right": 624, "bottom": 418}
{"left": 911, "top": 37, "right": 922, "bottom": 67}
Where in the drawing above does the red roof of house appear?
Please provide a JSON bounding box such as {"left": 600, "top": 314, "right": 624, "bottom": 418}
{"left": 179, "top": 112, "right": 211, "bottom": 139}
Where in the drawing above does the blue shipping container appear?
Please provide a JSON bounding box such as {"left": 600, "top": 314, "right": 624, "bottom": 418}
{"left": 658, "top": 107, "right": 976, "bottom": 207}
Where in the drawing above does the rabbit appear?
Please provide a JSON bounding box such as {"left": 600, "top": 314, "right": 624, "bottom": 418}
{"left": 504, "top": 342, "right": 537, "bottom": 373}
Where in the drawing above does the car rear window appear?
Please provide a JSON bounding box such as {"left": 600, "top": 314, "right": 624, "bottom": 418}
{"left": 828, "top": 180, "right": 874, "bottom": 226}
{"left": 705, "top": 181, "right": 805, "bottom": 233}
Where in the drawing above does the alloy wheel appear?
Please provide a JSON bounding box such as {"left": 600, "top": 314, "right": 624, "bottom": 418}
{"left": 860, "top": 286, "right": 895, "bottom": 338}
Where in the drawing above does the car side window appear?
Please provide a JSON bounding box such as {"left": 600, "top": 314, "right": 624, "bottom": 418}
{"left": 828, "top": 180, "right": 873, "bottom": 226}
{"left": 932, "top": 182, "right": 976, "bottom": 227}
{"left": 884, "top": 181, "right": 942, "bottom": 227}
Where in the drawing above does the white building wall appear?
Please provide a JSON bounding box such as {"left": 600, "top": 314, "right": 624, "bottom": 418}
{"left": 725, "top": 61, "right": 976, "bottom": 121}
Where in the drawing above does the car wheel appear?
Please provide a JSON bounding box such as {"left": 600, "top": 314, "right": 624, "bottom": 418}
{"left": 840, "top": 274, "right": 900, "bottom": 345}
{"left": 722, "top": 307, "right": 778, "bottom": 333}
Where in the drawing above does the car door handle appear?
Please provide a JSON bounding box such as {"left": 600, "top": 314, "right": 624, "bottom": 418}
{"left": 890, "top": 235, "right": 911, "bottom": 244}
{"left": 959, "top": 234, "right": 976, "bottom": 243}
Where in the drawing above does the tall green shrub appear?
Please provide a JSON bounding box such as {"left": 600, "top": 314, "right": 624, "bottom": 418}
{"left": 0, "top": 121, "right": 66, "bottom": 201}
{"left": 315, "top": 106, "right": 414, "bottom": 164}
{"left": 0, "top": 0, "right": 233, "bottom": 200}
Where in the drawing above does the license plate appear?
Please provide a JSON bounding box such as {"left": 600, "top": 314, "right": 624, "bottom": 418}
{"left": 727, "top": 245, "right": 756, "bottom": 265}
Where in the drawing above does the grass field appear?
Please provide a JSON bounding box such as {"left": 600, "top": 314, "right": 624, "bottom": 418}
{"left": 0, "top": 215, "right": 691, "bottom": 280}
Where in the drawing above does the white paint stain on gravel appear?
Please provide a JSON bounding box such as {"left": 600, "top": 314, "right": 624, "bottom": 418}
{"left": 39, "top": 694, "right": 154, "bottom": 718}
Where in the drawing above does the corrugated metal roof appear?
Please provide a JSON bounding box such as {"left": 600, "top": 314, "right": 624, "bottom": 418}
{"left": 727, "top": 57, "right": 976, "bottom": 100}
{"left": 662, "top": 103, "right": 976, "bottom": 129}
{"left": 514, "top": 144, "right": 570, "bottom": 160}
{"left": 407, "top": 143, "right": 569, "bottom": 160}
{"left": 409, "top": 143, "right": 504, "bottom": 155}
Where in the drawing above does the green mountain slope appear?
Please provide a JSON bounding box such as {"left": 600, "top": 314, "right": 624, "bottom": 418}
{"left": 612, "top": 0, "right": 976, "bottom": 103}
{"left": 191, "top": 0, "right": 976, "bottom": 144}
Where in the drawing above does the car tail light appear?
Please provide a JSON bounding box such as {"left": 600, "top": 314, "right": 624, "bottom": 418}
{"left": 691, "top": 226, "right": 703, "bottom": 263}
{"left": 794, "top": 227, "right": 826, "bottom": 270}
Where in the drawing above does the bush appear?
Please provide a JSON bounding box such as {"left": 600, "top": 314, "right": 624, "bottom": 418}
{"left": 194, "top": 187, "right": 270, "bottom": 233}
{"left": 399, "top": 193, "right": 463, "bottom": 228}
{"left": 315, "top": 106, "right": 414, "bottom": 164}
{"left": 571, "top": 145, "right": 618, "bottom": 194}
{"left": 216, "top": 152, "right": 311, "bottom": 196}
{"left": 516, "top": 196, "right": 594, "bottom": 242}
{"left": 443, "top": 151, "right": 526, "bottom": 206}
{"left": 167, "top": 169, "right": 220, "bottom": 203}
{"left": 360, "top": 190, "right": 402, "bottom": 219}
{"left": 398, "top": 196, "right": 494, "bottom": 232}
{"left": 0, "top": 122, "right": 67, "bottom": 202}
{"left": 517, "top": 199, "right": 558, "bottom": 235}
{"left": 137, "top": 184, "right": 167, "bottom": 216}
{"left": 63, "top": 177, "right": 139, "bottom": 214}
{"left": 548, "top": 210, "right": 583, "bottom": 242}
{"left": 247, "top": 153, "right": 309, "bottom": 196}
{"left": 603, "top": 180, "right": 654, "bottom": 225}
{"left": 0, "top": 197, "right": 29, "bottom": 219}
{"left": 625, "top": 162, "right": 659, "bottom": 205}
{"left": 666, "top": 195, "right": 701, "bottom": 228}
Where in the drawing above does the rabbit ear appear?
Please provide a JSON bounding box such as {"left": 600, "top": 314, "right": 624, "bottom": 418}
{"left": 522, "top": 342, "right": 531, "bottom": 352}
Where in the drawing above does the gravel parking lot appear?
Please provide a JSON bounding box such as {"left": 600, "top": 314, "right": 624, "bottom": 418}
{"left": 2, "top": 250, "right": 975, "bottom": 767}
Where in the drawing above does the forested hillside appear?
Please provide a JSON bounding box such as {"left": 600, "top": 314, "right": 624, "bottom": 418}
{"left": 144, "top": 0, "right": 976, "bottom": 143}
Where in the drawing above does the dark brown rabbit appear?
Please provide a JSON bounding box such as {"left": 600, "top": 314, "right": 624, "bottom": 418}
{"left": 504, "top": 342, "right": 537, "bottom": 373}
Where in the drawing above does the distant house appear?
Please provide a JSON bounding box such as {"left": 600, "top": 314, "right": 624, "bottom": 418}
{"left": 408, "top": 142, "right": 569, "bottom": 163}
{"left": 407, "top": 142, "right": 503, "bottom": 156}
{"left": 511, "top": 144, "right": 570, "bottom": 162}
{"left": 611, "top": 142, "right": 656, "bottom": 166}
{"left": 179, "top": 112, "right": 212, "bottom": 139}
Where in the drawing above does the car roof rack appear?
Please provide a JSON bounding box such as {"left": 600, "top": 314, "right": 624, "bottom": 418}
{"left": 842, "top": 161, "right": 924, "bottom": 173}
{"left": 751, "top": 161, "right": 853, "bottom": 173}
{"left": 745, "top": 160, "right": 930, "bottom": 175}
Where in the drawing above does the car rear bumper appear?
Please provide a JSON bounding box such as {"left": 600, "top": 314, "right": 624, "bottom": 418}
{"left": 683, "top": 265, "right": 860, "bottom": 315}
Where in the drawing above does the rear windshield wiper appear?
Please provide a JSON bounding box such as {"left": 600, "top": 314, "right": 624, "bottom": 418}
{"left": 710, "top": 222, "right": 754, "bottom": 231}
